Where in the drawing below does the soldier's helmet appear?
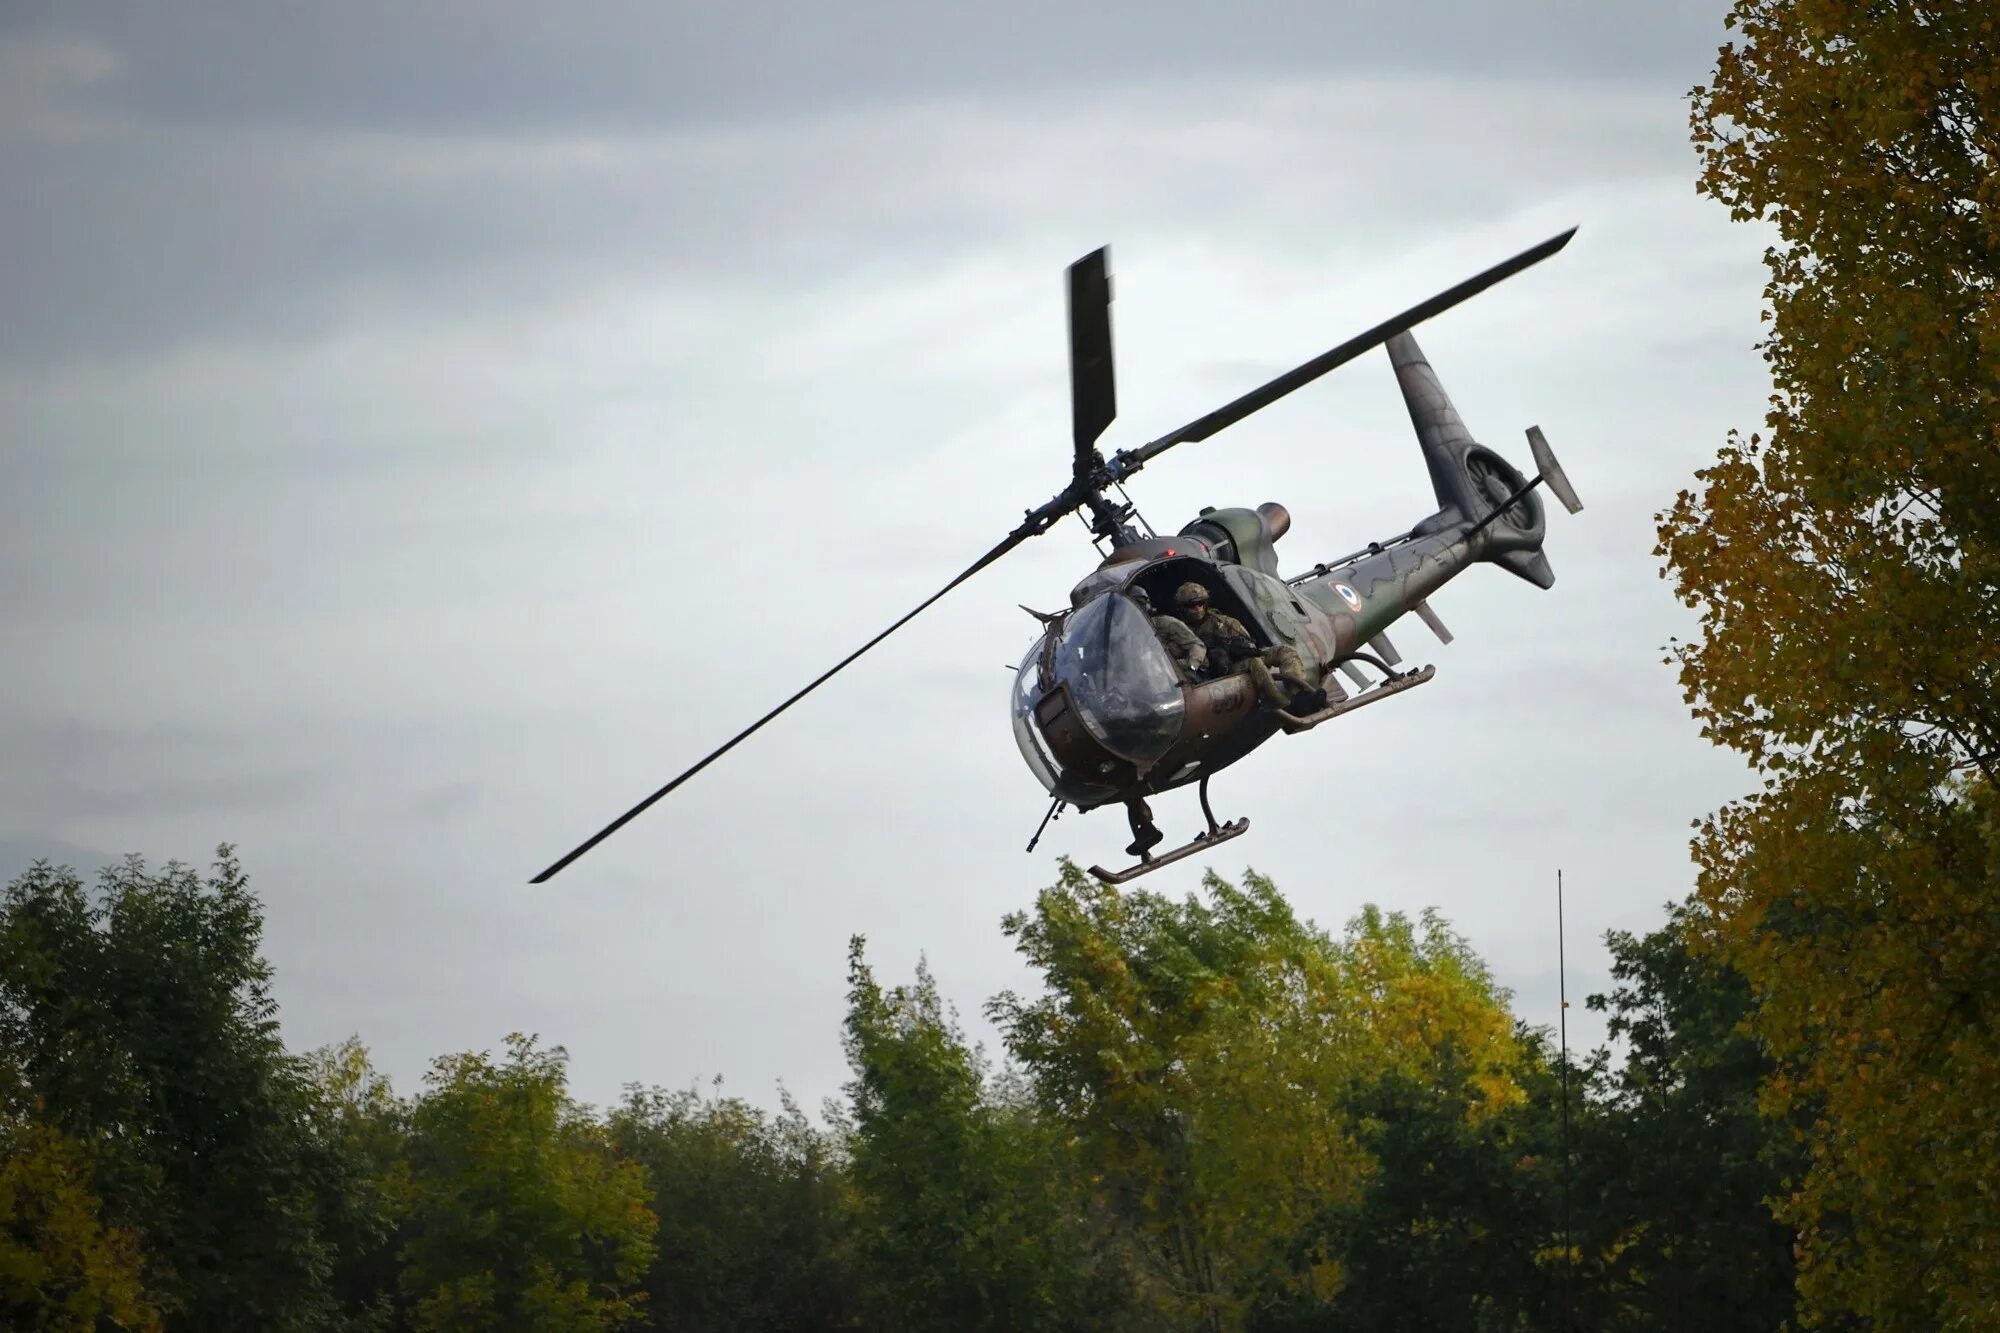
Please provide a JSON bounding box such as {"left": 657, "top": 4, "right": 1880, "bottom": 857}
{"left": 1175, "top": 582, "right": 1210, "bottom": 609}
{"left": 1128, "top": 586, "right": 1154, "bottom": 610}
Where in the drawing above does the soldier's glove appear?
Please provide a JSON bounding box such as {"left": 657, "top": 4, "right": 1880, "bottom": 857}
{"left": 1225, "top": 636, "right": 1260, "bottom": 660}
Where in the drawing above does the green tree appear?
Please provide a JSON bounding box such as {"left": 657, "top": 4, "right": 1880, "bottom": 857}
{"left": 0, "top": 852, "right": 375, "bottom": 1329}
{"left": 843, "top": 939, "right": 1129, "bottom": 1332}
{"left": 399, "top": 1033, "right": 656, "bottom": 1333}
{"left": 1581, "top": 902, "right": 1803, "bottom": 1331}
{"left": 1669, "top": 3, "right": 2000, "bottom": 1325}
{"left": 1296, "top": 1046, "right": 1556, "bottom": 1333}
{"left": 305, "top": 1039, "right": 412, "bottom": 1331}
{"left": 608, "top": 1081, "right": 862, "bottom": 1333}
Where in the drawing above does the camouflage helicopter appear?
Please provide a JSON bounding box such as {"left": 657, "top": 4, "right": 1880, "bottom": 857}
{"left": 532, "top": 229, "right": 1582, "bottom": 885}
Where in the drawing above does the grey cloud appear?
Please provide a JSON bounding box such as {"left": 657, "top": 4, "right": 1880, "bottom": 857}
{"left": 3, "top": 3, "right": 1725, "bottom": 367}
{"left": 0, "top": 833, "right": 119, "bottom": 883}
{"left": 10, "top": 3, "right": 1728, "bottom": 135}
{"left": 1, "top": 718, "right": 328, "bottom": 821}
{"left": 408, "top": 781, "right": 483, "bottom": 822}
{"left": 18, "top": 770, "right": 323, "bottom": 820}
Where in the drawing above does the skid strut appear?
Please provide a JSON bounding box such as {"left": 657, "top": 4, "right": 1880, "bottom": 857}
{"left": 1089, "top": 775, "right": 1248, "bottom": 886}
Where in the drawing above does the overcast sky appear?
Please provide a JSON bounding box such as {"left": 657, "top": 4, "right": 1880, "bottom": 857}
{"left": 3, "top": 2, "right": 1766, "bottom": 1113}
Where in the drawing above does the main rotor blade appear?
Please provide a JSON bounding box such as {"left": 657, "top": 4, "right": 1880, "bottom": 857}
{"left": 1106, "top": 227, "right": 1576, "bottom": 481}
{"left": 1067, "top": 247, "right": 1116, "bottom": 479}
{"left": 530, "top": 495, "right": 1075, "bottom": 883}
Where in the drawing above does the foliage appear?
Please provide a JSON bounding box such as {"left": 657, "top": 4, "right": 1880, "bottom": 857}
{"left": 0, "top": 852, "right": 377, "bottom": 1330}
{"left": 1672, "top": 2, "right": 2000, "bottom": 1324}
{"left": 1581, "top": 902, "right": 1807, "bottom": 1332}
{"left": 991, "top": 864, "right": 1531, "bottom": 1332}
{"left": 0, "top": 1105, "right": 158, "bottom": 1332}
{"left": 1, "top": 844, "right": 1818, "bottom": 1331}
{"left": 399, "top": 1034, "right": 656, "bottom": 1332}
{"left": 844, "top": 937, "right": 1129, "bottom": 1332}
{"left": 608, "top": 1080, "right": 861, "bottom": 1333}
{"left": 1294, "top": 1044, "right": 1557, "bottom": 1333}
{"left": 305, "top": 1039, "right": 413, "bottom": 1330}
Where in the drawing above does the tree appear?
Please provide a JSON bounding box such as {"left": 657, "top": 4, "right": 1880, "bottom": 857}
{"left": 0, "top": 852, "right": 375, "bottom": 1329}
{"left": 992, "top": 865, "right": 1532, "bottom": 1332}
{"left": 1298, "top": 1047, "right": 1556, "bottom": 1333}
{"left": 1582, "top": 901, "right": 1806, "bottom": 1331}
{"left": 843, "top": 939, "right": 1127, "bottom": 1332}
{"left": 1668, "top": 3, "right": 2000, "bottom": 1325}
{"left": 399, "top": 1034, "right": 656, "bottom": 1332}
{"left": 0, "top": 1103, "right": 158, "bottom": 1332}
{"left": 608, "top": 1081, "right": 862, "bottom": 1333}
{"left": 304, "top": 1039, "right": 412, "bottom": 1331}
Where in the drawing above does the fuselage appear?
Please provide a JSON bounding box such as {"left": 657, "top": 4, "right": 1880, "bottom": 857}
{"left": 1010, "top": 499, "right": 1508, "bottom": 811}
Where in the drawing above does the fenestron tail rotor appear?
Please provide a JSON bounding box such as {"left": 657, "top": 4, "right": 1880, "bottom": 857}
{"left": 530, "top": 227, "right": 1576, "bottom": 881}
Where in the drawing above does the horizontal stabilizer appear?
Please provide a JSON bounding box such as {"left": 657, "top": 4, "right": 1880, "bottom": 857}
{"left": 1368, "top": 632, "right": 1403, "bottom": 666}
{"left": 1527, "top": 426, "right": 1583, "bottom": 514}
{"left": 1414, "top": 599, "right": 1454, "bottom": 644}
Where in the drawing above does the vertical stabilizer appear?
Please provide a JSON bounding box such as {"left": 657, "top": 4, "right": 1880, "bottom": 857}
{"left": 1388, "top": 332, "right": 1477, "bottom": 519}
{"left": 1386, "top": 331, "right": 1558, "bottom": 589}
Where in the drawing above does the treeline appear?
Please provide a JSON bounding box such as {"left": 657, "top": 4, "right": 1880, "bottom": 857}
{"left": 3, "top": 850, "right": 1804, "bottom": 1332}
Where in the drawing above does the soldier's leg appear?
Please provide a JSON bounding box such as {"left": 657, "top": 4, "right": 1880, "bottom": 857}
{"left": 1125, "top": 797, "right": 1164, "bottom": 858}
{"left": 1244, "top": 657, "right": 1292, "bottom": 710}
{"left": 1263, "top": 646, "right": 1327, "bottom": 714}
{"left": 1270, "top": 645, "right": 1314, "bottom": 691}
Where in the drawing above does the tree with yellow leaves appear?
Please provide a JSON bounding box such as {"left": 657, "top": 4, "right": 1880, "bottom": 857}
{"left": 0, "top": 1110, "right": 157, "bottom": 1333}
{"left": 1666, "top": 2, "right": 2000, "bottom": 1326}
{"left": 990, "top": 864, "right": 1534, "bottom": 1332}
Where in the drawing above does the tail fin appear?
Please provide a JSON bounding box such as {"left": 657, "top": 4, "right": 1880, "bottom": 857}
{"left": 1388, "top": 332, "right": 1556, "bottom": 589}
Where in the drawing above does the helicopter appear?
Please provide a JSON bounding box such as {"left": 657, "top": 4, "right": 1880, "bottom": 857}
{"left": 532, "top": 228, "right": 1583, "bottom": 885}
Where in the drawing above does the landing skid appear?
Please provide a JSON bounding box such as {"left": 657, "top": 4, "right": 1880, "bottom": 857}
{"left": 1275, "top": 663, "right": 1436, "bottom": 734}
{"left": 1089, "top": 776, "right": 1247, "bottom": 886}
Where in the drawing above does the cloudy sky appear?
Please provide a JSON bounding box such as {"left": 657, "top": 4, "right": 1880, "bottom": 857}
{"left": 3, "top": 2, "right": 1768, "bottom": 1112}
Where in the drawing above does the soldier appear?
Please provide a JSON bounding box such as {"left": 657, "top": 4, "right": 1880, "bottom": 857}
{"left": 1174, "top": 582, "right": 1327, "bottom": 714}
{"left": 1130, "top": 586, "right": 1209, "bottom": 681}
{"left": 1124, "top": 796, "right": 1164, "bottom": 859}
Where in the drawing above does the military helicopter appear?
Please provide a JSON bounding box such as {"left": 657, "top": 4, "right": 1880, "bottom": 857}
{"left": 532, "top": 229, "right": 1583, "bottom": 885}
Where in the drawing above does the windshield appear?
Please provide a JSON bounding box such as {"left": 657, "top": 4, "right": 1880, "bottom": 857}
{"left": 1050, "top": 594, "right": 1185, "bottom": 764}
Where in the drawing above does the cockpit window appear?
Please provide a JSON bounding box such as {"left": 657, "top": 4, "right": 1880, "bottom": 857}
{"left": 1068, "top": 565, "right": 1132, "bottom": 608}
{"left": 1049, "top": 593, "right": 1185, "bottom": 764}
{"left": 1011, "top": 637, "right": 1063, "bottom": 793}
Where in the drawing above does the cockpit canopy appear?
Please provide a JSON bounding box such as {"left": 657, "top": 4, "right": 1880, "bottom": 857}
{"left": 1012, "top": 592, "right": 1185, "bottom": 805}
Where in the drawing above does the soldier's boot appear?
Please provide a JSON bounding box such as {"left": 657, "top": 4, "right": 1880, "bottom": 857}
{"left": 1124, "top": 799, "right": 1165, "bottom": 859}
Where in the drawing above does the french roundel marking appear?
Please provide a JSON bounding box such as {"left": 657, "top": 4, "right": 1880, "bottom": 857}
{"left": 1332, "top": 582, "right": 1362, "bottom": 611}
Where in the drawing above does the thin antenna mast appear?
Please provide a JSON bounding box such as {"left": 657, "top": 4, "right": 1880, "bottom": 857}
{"left": 1558, "top": 867, "right": 1574, "bottom": 1331}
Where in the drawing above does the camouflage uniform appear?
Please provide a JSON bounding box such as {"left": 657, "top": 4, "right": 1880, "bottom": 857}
{"left": 1130, "top": 587, "right": 1209, "bottom": 680}
{"left": 1150, "top": 612, "right": 1209, "bottom": 680}
{"left": 1174, "top": 582, "right": 1322, "bottom": 712}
